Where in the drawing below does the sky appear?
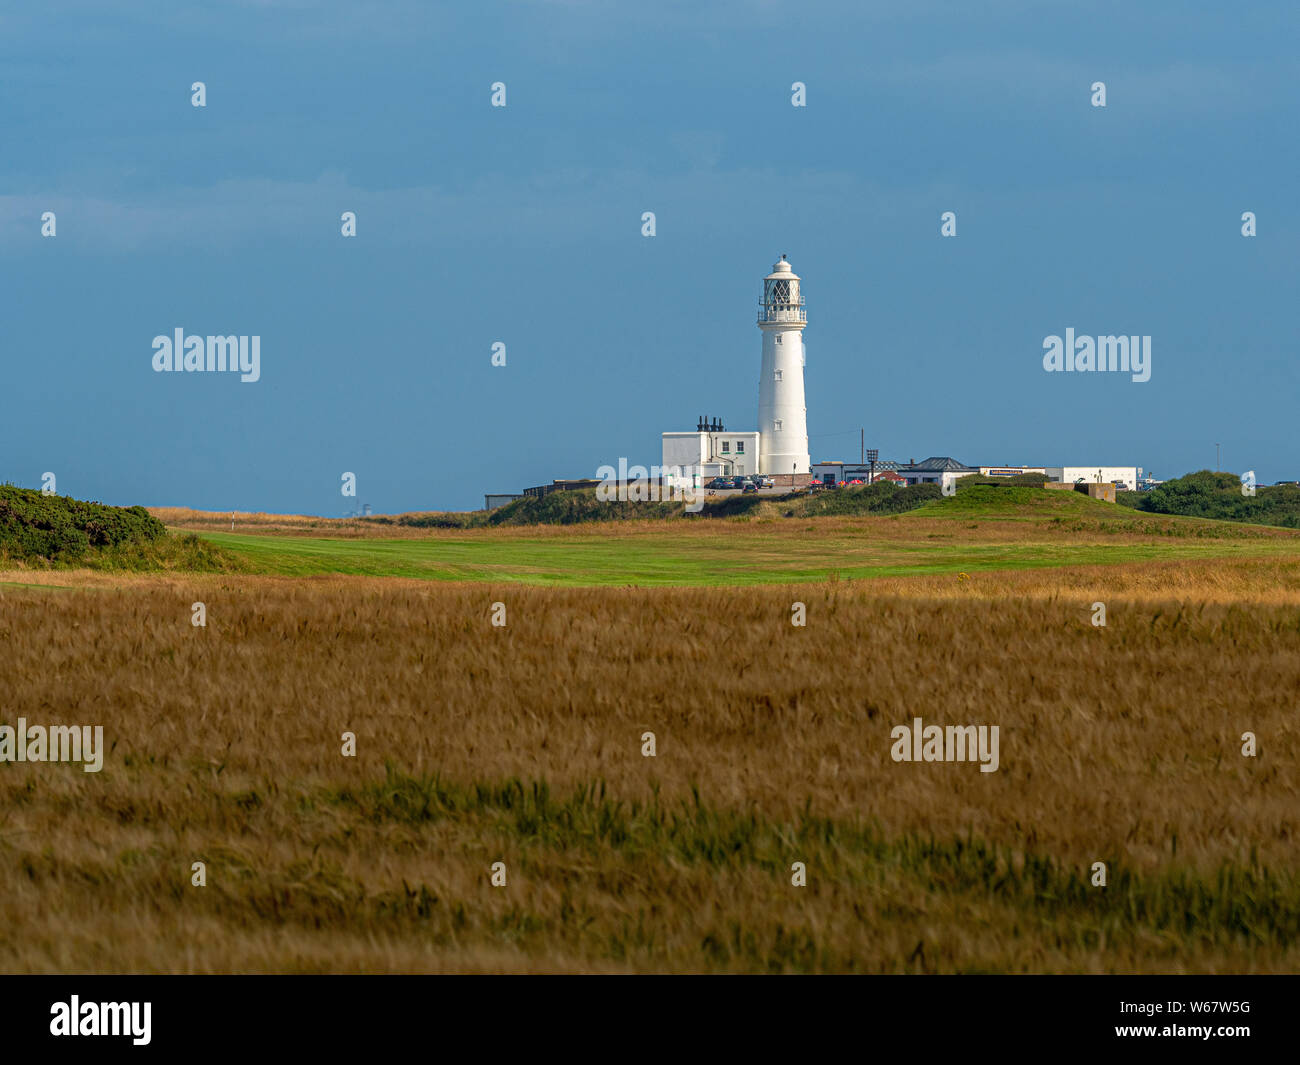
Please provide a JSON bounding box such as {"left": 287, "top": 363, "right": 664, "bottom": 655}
{"left": 2, "top": 1, "right": 1296, "bottom": 514}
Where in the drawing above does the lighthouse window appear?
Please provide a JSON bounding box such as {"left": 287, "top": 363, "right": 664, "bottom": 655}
{"left": 776, "top": 334, "right": 783, "bottom": 345}
{"left": 774, "top": 420, "right": 783, "bottom": 432}
{"left": 774, "top": 369, "right": 783, "bottom": 381}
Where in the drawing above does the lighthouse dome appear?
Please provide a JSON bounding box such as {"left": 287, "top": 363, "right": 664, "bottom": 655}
{"left": 765, "top": 255, "right": 800, "bottom": 281}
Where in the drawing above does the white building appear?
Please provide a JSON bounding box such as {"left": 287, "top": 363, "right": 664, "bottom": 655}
{"left": 756, "top": 256, "right": 810, "bottom": 476}
{"left": 662, "top": 256, "right": 811, "bottom": 481}
{"left": 897, "top": 457, "right": 980, "bottom": 489}
{"left": 1045, "top": 466, "right": 1139, "bottom": 491}
{"left": 662, "top": 428, "right": 762, "bottom": 479}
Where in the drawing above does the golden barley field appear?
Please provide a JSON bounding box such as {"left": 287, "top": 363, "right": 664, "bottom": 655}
{"left": 2, "top": 555, "right": 1298, "bottom": 973}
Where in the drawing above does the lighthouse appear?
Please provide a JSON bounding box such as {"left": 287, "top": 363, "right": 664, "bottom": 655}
{"left": 756, "top": 255, "right": 810, "bottom": 476}
{"left": 659, "top": 254, "right": 812, "bottom": 486}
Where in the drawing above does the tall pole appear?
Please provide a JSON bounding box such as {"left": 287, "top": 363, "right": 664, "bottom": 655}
{"left": 861, "top": 428, "right": 864, "bottom": 465}
{"left": 1216, "top": 443, "right": 1220, "bottom": 471}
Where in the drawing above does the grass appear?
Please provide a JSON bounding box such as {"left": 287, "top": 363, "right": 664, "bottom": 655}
{"left": 318, "top": 768, "right": 1299, "bottom": 971}
{"left": 5, "top": 486, "right": 1298, "bottom": 972}
{"left": 2, "top": 561, "right": 1298, "bottom": 972}
{"left": 181, "top": 487, "right": 1300, "bottom": 587}
{"left": 192, "top": 528, "right": 1297, "bottom": 586}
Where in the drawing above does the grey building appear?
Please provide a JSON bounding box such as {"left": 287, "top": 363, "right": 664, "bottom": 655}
{"left": 897, "top": 457, "right": 979, "bottom": 487}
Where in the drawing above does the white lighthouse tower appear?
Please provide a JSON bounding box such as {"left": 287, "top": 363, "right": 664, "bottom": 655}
{"left": 757, "top": 255, "right": 810, "bottom": 476}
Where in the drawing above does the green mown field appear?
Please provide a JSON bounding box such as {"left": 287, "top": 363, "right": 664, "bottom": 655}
{"left": 192, "top": 490, "right": 1300, "bottom": 587}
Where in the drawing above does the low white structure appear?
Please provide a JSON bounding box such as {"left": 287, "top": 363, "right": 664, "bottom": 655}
{"left": 662, "top": 429, "right": 761, "bottom": 479}
{"left": 1045, "top": 466, "right": 1139, "bottom": 491}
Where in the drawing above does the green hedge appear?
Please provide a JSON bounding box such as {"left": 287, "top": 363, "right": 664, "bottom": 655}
{"left": 1117, "top": 471, "right": 1300, "bottom": 529}
{"left": 794, "top": 481, "right": 942, "bottom": 516}
{"left": 0, "top": 485, "right": 167, "bottom": 562}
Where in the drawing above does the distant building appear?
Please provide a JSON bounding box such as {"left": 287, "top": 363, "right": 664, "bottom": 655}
{"left": 663, "top": 421, "right": 762, "bottom": 479}
{"left": 812, "top": 459, "right": 903, "bottom": 485}
{"left": 1044, "top": 466, "right": 1139, "bottom": 492}
{"left": 484, "top": 493, "right": 523, "bottom": 510}
{"left": 898, "top": 457, "right": 980, "bottom": 490}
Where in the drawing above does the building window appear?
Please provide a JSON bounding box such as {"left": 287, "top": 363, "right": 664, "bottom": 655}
{"left": 736, "top": 441, "right": 745, "bottom": 454}
{"left": 721, "top": 441, "right": 730, "bottom": 453}
{"left": 774, "top": 369, "right": 783, "bottom": 382}
{"left": 774, "top": 420, "right": 783, "bottom": 432}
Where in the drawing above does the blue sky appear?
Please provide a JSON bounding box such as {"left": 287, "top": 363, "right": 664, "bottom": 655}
{"left": 2, "top": 1, "right": 1296, "bottom": 513}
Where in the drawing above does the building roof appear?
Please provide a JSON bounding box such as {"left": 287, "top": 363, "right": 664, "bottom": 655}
{"left": 900, "top": 456, "right": 977, "bottom": 472}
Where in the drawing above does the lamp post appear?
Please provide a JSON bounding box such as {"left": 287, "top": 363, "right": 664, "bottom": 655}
{"left": 866, "top": 448, "right": 879, "bottom": 485}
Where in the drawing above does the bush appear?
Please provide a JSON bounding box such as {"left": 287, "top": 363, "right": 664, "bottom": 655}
{"left": 0, "top": 485, "right": 168, "bottom": 564}
{"left": 488, "top": 488, "right": 690, "bottom": 525}
{"left": 1123, "top": 471, "right": 1300, "bottom": 529}
{"left": 798, "top": 481, "right": 941, "bottom": 517}
{"left": 943, "top": 472, "right": 1053, "bottom": 488}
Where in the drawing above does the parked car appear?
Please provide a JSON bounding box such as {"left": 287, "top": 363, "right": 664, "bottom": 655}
{"left": 742, "top": 482, "right": 758, "bottom": 494}
{"left": 755, "top": 477, "right": 774, "bottom": 489}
